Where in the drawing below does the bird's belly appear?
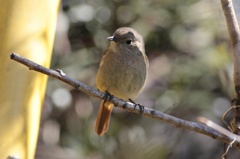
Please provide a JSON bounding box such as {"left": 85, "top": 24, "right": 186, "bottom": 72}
{"left": 96, "top": 58, "right": 146, "bottom": 100}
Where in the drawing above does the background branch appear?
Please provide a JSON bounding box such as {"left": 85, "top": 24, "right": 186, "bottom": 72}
{"left": 220, "top": 0, "right": 240, "bottom": 134}
{"left": 10, "top": 53, "right": 240, "bottom": 150}
{"left": 221, "top": 0, "right": 240, "bottom": 94}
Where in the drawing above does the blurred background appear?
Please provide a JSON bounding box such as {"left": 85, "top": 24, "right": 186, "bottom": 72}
{"left": 35, "top": 0, "right": 240, "bottom": 158}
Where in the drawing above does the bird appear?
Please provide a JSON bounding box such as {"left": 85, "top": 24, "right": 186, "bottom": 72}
{"left": 95, "top": 27, "right": 149, "bottom": 135}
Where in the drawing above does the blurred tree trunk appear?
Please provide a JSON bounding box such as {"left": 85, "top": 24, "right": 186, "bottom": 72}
{"left": 0, "top": 0, "right": 60, "bottom": 159}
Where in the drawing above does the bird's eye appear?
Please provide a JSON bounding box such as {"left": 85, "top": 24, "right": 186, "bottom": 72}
{"left": 126, "top": 40, "right": 132, "bottom": 45}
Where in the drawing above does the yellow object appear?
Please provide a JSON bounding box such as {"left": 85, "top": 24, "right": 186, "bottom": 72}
{"left": 0, "top": 0, "right": 60, "bottom": 158}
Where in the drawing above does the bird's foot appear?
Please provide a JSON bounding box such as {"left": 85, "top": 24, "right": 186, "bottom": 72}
{"left": 129, "top": 99, "right": 144, "bottom": 115}
{"left": 103, "top": 91, "right": 114, "bottom": 103}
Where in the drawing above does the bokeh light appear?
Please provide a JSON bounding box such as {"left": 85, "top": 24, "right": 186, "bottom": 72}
{"left": 36, "top": 0, "right": 240, "bottom": 158}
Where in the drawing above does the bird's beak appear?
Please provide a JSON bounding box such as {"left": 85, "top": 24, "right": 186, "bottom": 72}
{"left": 107, "top": 36, "right": 117, "bottom": 42}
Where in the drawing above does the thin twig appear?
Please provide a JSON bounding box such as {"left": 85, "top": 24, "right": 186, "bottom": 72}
{"left": 10, "top": 52, "right": 240, "bottom": 150}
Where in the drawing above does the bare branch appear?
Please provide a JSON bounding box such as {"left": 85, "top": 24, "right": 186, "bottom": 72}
{"left": 220, "top": 0, "right": 240, "bottom": 93}
{"left": 220, "top": 0, "right": 240, "bottom": 135}
{"left": 221, "top": 0, "right": 240, "bottom": 46}
{"left": 10, "top": 52, "right": 240, "bottom": 150}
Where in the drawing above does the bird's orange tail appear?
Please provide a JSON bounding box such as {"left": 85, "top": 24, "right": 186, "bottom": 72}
{"left": 95, "top": 100, "right": 114, "bottom": 135}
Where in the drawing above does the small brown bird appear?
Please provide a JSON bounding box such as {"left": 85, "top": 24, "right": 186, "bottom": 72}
{"left": 95, "top": 27, "right": 149, "bottom": 135}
